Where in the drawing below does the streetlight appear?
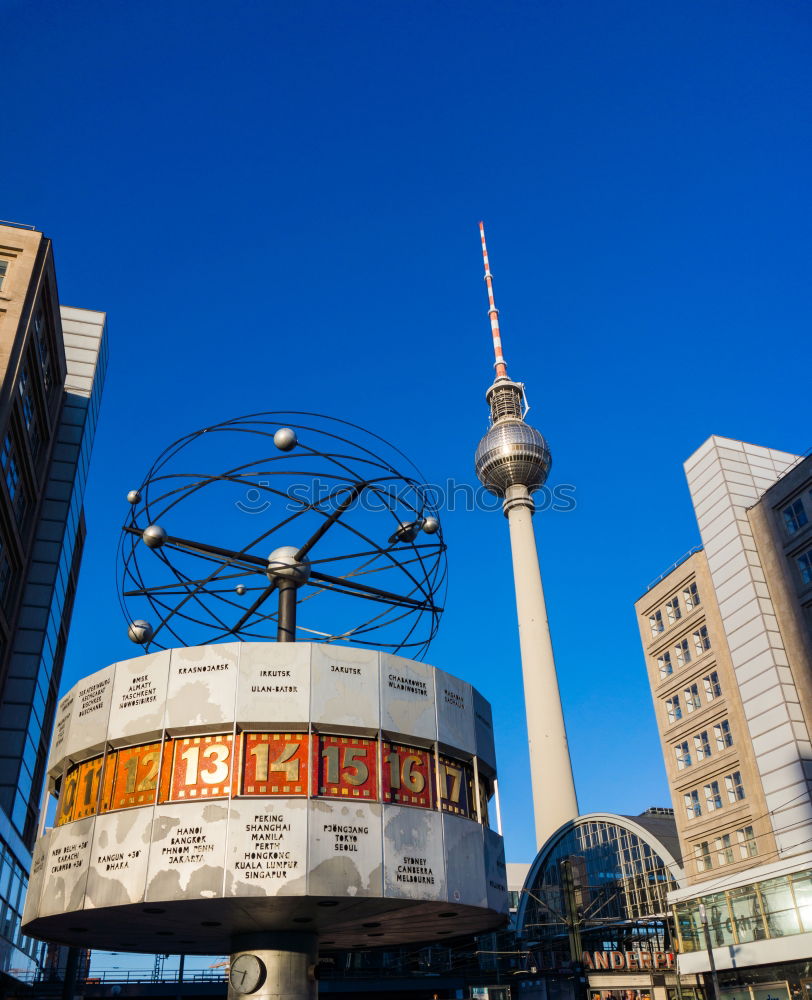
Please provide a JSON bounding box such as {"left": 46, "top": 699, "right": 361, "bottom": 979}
{"left": 698, "top": 903, "right": 721, "bottom": 1000}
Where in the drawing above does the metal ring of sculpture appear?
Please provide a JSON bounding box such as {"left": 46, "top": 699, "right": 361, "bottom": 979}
{"left": 118, "top": 412, "right": 447, "bottom": 659}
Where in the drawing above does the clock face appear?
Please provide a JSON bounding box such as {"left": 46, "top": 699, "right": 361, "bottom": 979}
{"left": 229, "top": 953, "right": 266, "bottom": 994}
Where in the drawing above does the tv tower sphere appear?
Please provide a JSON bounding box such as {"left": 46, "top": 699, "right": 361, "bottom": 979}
{"left": 474, "top": 414, "right": 552, "bottom": 497}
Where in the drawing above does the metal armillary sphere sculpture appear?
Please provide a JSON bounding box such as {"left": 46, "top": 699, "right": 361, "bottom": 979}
{"left": 118, "top": 412, "right": 446, "bottom": 658}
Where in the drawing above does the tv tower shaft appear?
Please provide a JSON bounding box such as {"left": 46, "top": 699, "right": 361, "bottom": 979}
{"left": 474, "top": 223, "right": 578, "bottom": 850}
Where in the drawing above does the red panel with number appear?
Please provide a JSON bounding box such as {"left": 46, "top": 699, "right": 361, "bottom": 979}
{"left": 241, "top": 733, "right": 309, "bottom": 796}
{"left": 101, "top": 742, "right": 162, "bottom": 812}
{"left": 168, "top": 734, "right": 234, "bottom": 801}
{"left": 438, "top": 755, "right": 474, "bottom": 818}
{"left": 382, "top": 742, "right": 433, "bottom": 809}
{"left": 314, "top": 735, "right": 378, "bottom": 800}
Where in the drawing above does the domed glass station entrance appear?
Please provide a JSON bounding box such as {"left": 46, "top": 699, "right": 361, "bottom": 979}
{"left": 515, "top": 812, "right": 705, "bottom": 1000}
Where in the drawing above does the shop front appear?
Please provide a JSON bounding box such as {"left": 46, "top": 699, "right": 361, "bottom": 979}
{"left": 583, "top": 948, "right": 703, "bottom": 1000}
{"left": 672, "top": 863, "right": 812, "bottom": 1000}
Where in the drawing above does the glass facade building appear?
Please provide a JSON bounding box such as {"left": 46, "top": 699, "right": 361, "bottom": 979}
{"left": 0, "top": 225, "right": 107, "bottom": 988}
{"left": 514, "top": 812, "right": 704, "bottom": 1000}
{"left": 675, "top": 869, "right": 812, "bottom": 952}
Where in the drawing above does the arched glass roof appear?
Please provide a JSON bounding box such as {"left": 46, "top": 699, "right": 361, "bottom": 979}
{"left": 516, "top": 812, "right": 684, "bottom": 956}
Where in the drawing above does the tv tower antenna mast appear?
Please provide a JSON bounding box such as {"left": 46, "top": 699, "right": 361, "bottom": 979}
{"left": 474, "top": 222, "right": 578, "bottom": 849}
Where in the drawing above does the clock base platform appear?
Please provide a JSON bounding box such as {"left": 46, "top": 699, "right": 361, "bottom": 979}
{"left": 228, "top": 932, "right": 318, "bottom": 1000}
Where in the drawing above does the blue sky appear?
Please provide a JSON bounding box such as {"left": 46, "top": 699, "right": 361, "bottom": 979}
{"left": 4, "top": 0, "right": 812, "bottom": 972}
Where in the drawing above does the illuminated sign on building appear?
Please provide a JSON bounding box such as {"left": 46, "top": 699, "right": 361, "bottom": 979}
{"left": 582, "top": 951, "right": 675, "bottom": 971}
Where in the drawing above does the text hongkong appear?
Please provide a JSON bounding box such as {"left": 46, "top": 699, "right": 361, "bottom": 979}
{"left": 582, "top": 951, "right": 675, "bottom": 971}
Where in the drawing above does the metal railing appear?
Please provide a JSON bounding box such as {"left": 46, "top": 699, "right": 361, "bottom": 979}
{"left": 645, "top": 545, "right": 703, "bottom": 592}
{"left": 84, "top": 969, "right": 227, "bottom": 984}
{"left": 0, "top": 219, "right": 37, "bottom": 230}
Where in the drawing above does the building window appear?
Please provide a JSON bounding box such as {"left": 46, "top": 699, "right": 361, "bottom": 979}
{"left": 704, "top": 780, "right": 723, "bottom": 812}
{"left": 666, "top": 696, "right": 682, "bottom": 724}
{"left": 685, "top": 683, "right": 701, "bottom": 713}
{"left": 783, "top": 498, "right": 808, "bottom": 536}
{"left": 666, "top": 597, "right": 682, "bottom": 625}
{"left": 694, "top": 841, "right": 712, "bottom": 872}
{"left": 684, "top": 582, "right": 701, "bottom": 610}
{"left": 714, "top": 719, "right": 733, "bottom": 750}
{"left": 658, "top": 652, "right": 673, "bottom": 679}
{"left": 1, "top": 434, "right": 27, "bottom": 527}
{"left": 676, "top": 638, "right": 692, "bottom": 667}
{"left": 18, "top": 367, "right": 34, "bottom": 428}
{"left": 675, "top": 741, "right": 692, "bottom": 770}
{"left": 1, "top": 435, "right": 20, "bottom": 502}
{"left": 33, "top": 309, "right": 53, "bottom": 394}
{"left": 737, "top": 825, "right": 757, "bottom": 859}
{"left": 0, "top": 537, "right": 11, "bottom": 605}
{"left": 694, "top": 730, "right": 711, "bottom": 761}
{"left": 0, "top": 260, "right": 7, "bottom": 291}
{"left": 694, "top": 625, "right": 711, "bottom": 655}
{"left": 797, "top": 549, "right": 812, "bottom": 587}
{"left": 716, "top": 833, "right": 735, "bottom": 866}
{"left": 649, "top": 610, "right": 664, "bottom": 636}
{"left": 726, "top": 771, "right": 745, "bottom": 803}
{"left": 685, "top": 790, "right": 701, "bottom": 819}
{"left": 704, "top": 671, "right": 722, "bottom": 701}
{"left": 17, "top": 364, "right": 40, "bottom": 458}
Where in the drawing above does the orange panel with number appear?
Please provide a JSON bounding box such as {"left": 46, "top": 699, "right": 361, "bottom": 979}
{"left": 55, "top": 756, "right": 103, "bottom": 825}
{"left": 55, "top": 764, "right": 81, "bottom": 826}
{"left": 168, "top": 734, "right": 234, "bottom": 801}
{"left": 314, "top": 735, "right": 378, "bottom": 800}
{"left": 241, "top": 733, "right": 309, "bottom": 796}
{"left": 382, "top": 742, "right": 433, "bottom": 809}
{"left": 72, "top": 757, "right": 104, "bottom": 820}
{"left": 438, "top": 755, "right": 474, "bottom": 818}
{"left": 476, "top": 774, "right": 491, "bottom": 826}
{"left": 100, "top": 742, "right": 162, "bottom": 812}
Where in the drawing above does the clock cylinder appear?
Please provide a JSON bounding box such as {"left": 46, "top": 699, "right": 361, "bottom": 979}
{"left": 229, "top": 933, "right": 317, "bottom": 1000}
{"left": 22, "top": 642, "right": 507, "bottom": 962}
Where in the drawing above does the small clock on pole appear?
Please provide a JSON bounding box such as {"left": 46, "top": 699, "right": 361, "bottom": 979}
{"left": 229, "top": 953, "right": 266, "bottom": 995}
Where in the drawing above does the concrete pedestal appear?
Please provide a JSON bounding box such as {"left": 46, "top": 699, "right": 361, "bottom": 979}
{"left": 229, "top": 932, "right": 318, "bottom": 1000}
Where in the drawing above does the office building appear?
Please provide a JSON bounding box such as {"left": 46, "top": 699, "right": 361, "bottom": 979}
{"left": 636, "top": 436, "right": 812, "bottom": 1000}
{"left": 0, "top": 221, "right": 107, "bottom": 988}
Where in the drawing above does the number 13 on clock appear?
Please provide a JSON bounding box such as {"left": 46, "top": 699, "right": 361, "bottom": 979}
{"left": 169, "top": 735, "right": 234, "bottom": 800}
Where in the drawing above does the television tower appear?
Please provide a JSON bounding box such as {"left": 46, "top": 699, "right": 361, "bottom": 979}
{"left": 474, "top": 222, "right": 578, "bottom": 850}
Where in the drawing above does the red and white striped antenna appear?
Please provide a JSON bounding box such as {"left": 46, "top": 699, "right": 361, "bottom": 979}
{"left": 479, "top": 221, "right": 508, "bottom": 379}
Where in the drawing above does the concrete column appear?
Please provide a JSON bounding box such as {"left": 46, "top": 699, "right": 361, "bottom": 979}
{"left": 228, "top": 932, "right": 318, "bottom": 1000}
{"left": 503, "top": 483, "right": 578, "bottom": 848}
